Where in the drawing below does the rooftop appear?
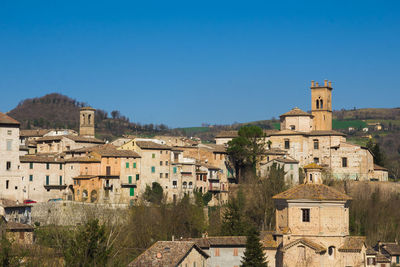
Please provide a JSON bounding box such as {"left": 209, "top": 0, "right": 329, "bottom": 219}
{"left": 0, "top": 112, "right": 20, "bottom": 125}
{"left": 273, "top": 183, "right": 351, "bottom": 201}
{"left": 338, "top": 236, "right": 366, "bottom": 252}
{"left": 136, "top": 141, "right": 171, "bottom": 150}
{"left": 185, "top": 236, "right": 247, "bottom": 249}
{"left": 128, "top": 241, "right": 209, "bottom": 267}
{"left": 280, "top": 107, "right": 313, "bottom": 118}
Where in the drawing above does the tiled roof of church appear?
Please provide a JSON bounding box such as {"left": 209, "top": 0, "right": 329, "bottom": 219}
{"left": 280, "top": 107, "right": 313, "bottom": 118}
{"left": 303, "top": 163, "right": 323, "bottom": 169}
{"left": 272, "top": 183, "right": 351, "bottom": 201}
{"left": 339, "top": 236, "right": 366, "bottom": 252}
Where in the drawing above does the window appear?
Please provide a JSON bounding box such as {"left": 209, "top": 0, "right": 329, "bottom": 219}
{"left": 6, "top": 161, "right": 11, "bottom": 170}
{"left": 6, "top": 140, "right": 12, "bottom": 151}
{"left": 59, "top": 163, "right": 63, "bottom": 170}
{"left": 290, "top": 125, "right": 296, "bottom": 130}
{"left": 396, "top": 255, "right": 399, "bottom": 264}
{"left": 290, "top": 174, "right": 293, "bottom": 181}
{"left": 233, "top": 248, "right": 238, "bottom": 256}
{"left": 165, "top": 173, "right": 168, "bottom": 178}
{"left": 160, "top": 161, "right": 163, "bottom": 166}
{"left": 313, "top": 139, "right": 319, "bottom": 150}
{"left": 29, "top": 163, "right": 33, "bottom": 169}
{"left": 215, "top": 248, "right": 220, "bottom": 257}
{"left": 151, "top": 166, "right": 155, "bottom": 173}
{"left": 172, "top": 181, "right": 177, "bottom": 189}
{"left": 290, "top": 164, "right": 293, "bottom": 170}
{"left": 29, "top": 175, "right": 33, "bottom": 182}
{"left": 316, "top": 99, "right": 319, "bottom": 109}
{"left": 160, "top": 150, "right": 162, "bottom": 154}
{"left": 189, "top": 182, "right": 193, "bottom": 189}
{"left": 166, "top": 161, "right": 168, "bottom": 166}
{"left": 152, "top": 153, "right": 155, "bottom": 158}
{"left": 320, "top": 99, "right": 323, "bottom": 109}
{"left": 6, "top": 180, "right": 9, "bottom": 189}
{"left": 133, "top": 162, "right": 136, "bottom": 168}
{"left": 313, "top": 157, "right": 319, "bottom": 164}
{"left": 299, "top": 245, "right": 306, "bottom": 260}
{"left": 160, "top": 173, "right": 163, "bottom": 178}
{"left": 126, "top": 162, "right": 129, "bottom": 168}
{"left": 46, "top": 175, "right": 50, "bottom": 185}
{"left": 7, "top": 130, "right": 12, "bottom": 135}
{"left": 302, "top": 208, "right": 310, "bottom": 222}
{"left": 130, "top": 187, "right": 134, "bottom": 196}
{"left": 183, "top": 182, "right": 187, "bottom": 189}
{"left": 128, "top": 176, "right": 132, "bottom": 184}
{"left": 284, "top": 140, "right": 290, "bottom": 149}
{"left": 46, "top": 163, "right": 50, "bottom": 170}
{"left": 136, "top": 174, "right": 139, "bottom": 181}
{"left": 328, "top": 246, "right": 335, "bottom": 257}
{"left": 173, "top": 167, "right": 177, "bottom": 174}
{"left": 342, "top": 157, "right": 348, "bottom": 167}
{"left": 59, "top": 176, "right": 63, "bottom": 185}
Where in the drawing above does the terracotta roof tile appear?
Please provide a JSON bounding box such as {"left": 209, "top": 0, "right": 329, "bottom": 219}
{"left": 303, "top": 163, "right": 323, "bottom": 169}
{"left": 20, "top": 155, "right": 64, "bottom": 163}
{"left": 128, "top": 241, "right": 209, "bottom": 267}
{"left": 215, "top": 131, "right": 239, "bottom": 138}
{"left": 381, "top": 242, "right": 400, "bottom": 255}
{"left": 185, "top": 236, "right": 247, "bottom": 248}
{"left": 338, "top": 236, "right": 366, "bottom": 252}
{"left": 280, "top": 107, "right": 313, "bottom": 118}
{"left": 273, "top": 183, "right": 351, "bottom": 201}
{"left": 136, "top": 141, "right": 171, "bottom": 150}
{"left": 20, "top": 129, "right": 51, "bottom": 137}
{"left": 0, "top": 112, "right": 20, "bottom": 125}
{"left": 374, "top": 164, "right": 388, "bottom": 171}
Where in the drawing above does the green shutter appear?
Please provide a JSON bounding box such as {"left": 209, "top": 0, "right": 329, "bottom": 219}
{"left": 29, "top": 163, "right": 33, "bottom": 169}
{"left": 126, "top": 162, "right": 129, "bottom": 168}
{"left": 29, "top": 175, "right": 33, "bottom": 181}
{"left": 136, "top": 174, "right": 139, "bottom": 181}
{"left": 130, "top": 187, "right": 134, "bottom": 196}
{"left": 152, "top": 153, "right": 155, "bottom": 158}
{"left": 133, "top": 162, "right": 136, "bottom": 168}
{"left": 59, "top": 176, "right": 62, "bottom": 185}
{"left": 59, "top": 164, "right": 63, "bottom": 170}
{"left": 46, "top": 163, "right": 49, "bottom": 170}
{"left": 173, "top": 167, "right": 177, "bottom": 174}
{"left": 128, "top": 176, "right": 132, "bottom": 184}
{"left": 151, "top": 166, "right": 155, "bottom": 173}
{"left": 46, "top": 176, "right": 49, "bottom": 185}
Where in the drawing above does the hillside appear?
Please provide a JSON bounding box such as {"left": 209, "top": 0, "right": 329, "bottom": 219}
{"left": 7, "top": 93, "right": 173, "bottom": 140}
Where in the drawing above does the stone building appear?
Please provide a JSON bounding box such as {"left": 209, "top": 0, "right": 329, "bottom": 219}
{"left": 259, "top": 156, "right": 299, "bottom": 184}
{"left": 0, "top": 112, "right": 23, "bottom": 201}
{"left": 262, "top": 163, "right": 367, "bottom": 266}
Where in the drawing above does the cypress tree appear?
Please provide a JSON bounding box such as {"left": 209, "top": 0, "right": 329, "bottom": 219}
{"left": 241, "top": 227, "right": 268, "bottom": 267}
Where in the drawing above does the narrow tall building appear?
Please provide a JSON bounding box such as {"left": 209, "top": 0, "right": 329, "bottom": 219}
{"left": 311, "top": 80, "right": 333, "bottom": 131}
{"left": 79, "top": 107, "right": 95, "bottom": 138}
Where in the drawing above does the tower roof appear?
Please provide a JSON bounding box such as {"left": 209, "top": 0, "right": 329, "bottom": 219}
{"left": 80, "top": 106, "right": 95, "bottom": 111}
{"left": 0, "top": 112, "right": 20, "bottom": 125}
{"left": 272, "top": 183, "right": 351, "bottom": 201}
{"left": 280, "top": 107, "right": 313, "bottom": 118}
{"left": 303, "top": 163, "right": 323, "bottom": 169}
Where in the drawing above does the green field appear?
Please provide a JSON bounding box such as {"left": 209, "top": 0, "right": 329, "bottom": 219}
{"left": 332, "top": 119, "right": 367, "bottom": 130}
{"left": 178, "top": 127, "right": 210, "bottom": 135}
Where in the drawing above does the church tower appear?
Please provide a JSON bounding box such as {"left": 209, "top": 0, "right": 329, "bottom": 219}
{"left": 311, "top": 80, "right": 332, "bottom": 131}
{"left": 79, "top": 107, "right": 95, "bottom": 138}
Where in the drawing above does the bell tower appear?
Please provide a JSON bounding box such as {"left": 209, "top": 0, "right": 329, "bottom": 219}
{"left": 79, "top": 107, "right": 95, "bottom": 138}
{"left": 311, "top": 80, "right": 333, "bottom": 131}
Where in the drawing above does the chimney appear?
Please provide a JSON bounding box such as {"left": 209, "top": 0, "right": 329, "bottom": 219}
{"left": 324, "top": 80, "right": 328, "bottom": 86}
{"left": 311, "top": 80, "right": 315, "bottom": 87}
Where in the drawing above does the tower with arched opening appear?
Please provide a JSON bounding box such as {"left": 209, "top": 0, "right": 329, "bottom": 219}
{"left": 311, "top": 80, "right": 332, "bottom": 131}
{"left": 79, "top": 107, "right": 95, "bottom": 138}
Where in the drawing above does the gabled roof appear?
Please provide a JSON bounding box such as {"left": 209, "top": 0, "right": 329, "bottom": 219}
{"left": 0, "top": 112, "right": 20, "bottom": 125}
{"left": 136, "top": 141, "right": 171, "bottom": 150}
{"left": 128, "top": 241, "right": 209, "bottom": 267}
{"left": 92, "top": 144, "right": 141, "bottom": 158}
{"left": 36, "top": 135, "right": 104, "bottom": 144}
{"left": 282, "top": 238, "right": 326, "bottom": 253}
{"left": 381, "top": 242, "right": 400, "bottom": 255}
{"left": 339, "top": 236, "right": 366, "bottom": 252}
{"left": 272, "top": 157, "right": 298, "bottom": 164}
{"left": 280, "top": 107, "right": 313, "bottom": 118}
{"left": 20, "top": 129, "right": 51, "bottom": 137}
{"left": 20, "top": 155, "right": 64, "bottom": 163}
{"left": 272, "top": 183, "right": 351, "bottom": 201}
{"left": 215, "top": 130, "right": 239, "bottom": 138}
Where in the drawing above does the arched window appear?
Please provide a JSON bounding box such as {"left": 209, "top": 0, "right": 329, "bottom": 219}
{"left": 298, "top": 245, "right": 306, "bottom": 260}
{"left": 82, "top": 114, "right": 85, "bottom": 124}
{"left": 88, "top": 114, "right": 92, "bottom": 124}
{"left": 183, "top": 182, "right": 187, "bottom": 189}
{"left": 316, "top": 99, "right": 319, "bottom": 109}
{"left": 82, "top": 190, "right": 88, "bottom": 201}
{"left": 189, "top": 182, "right": 193, "bottom": 189}
{"left": 320, "top": 99, "right": 324, "bottom": 109}
{"left": 328, "top": 246, "right": 335, "bottom": 258}
{"left": 90, "top": 190, "right": 97, "bottom": 203}
{"left": 309, "top": 174, "right": 313, "bottom": 182}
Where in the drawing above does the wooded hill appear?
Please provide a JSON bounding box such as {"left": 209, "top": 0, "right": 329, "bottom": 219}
{"left": 7, "top": 93, "right": 174, "bottom": 140}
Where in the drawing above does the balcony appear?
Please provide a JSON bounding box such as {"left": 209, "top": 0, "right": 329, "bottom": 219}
{"left": 121, "top": 182, "right": 137, "bottom": 188}
{"left": 209, "top": 183, "right": 221, "bottom": 192}
{"left": 43, "top": 184, "right": 67, "bottom": 190}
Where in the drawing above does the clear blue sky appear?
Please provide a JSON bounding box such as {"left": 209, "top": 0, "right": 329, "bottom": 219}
{"left": 1, "top": 1, "right": 399, "bottom": 127}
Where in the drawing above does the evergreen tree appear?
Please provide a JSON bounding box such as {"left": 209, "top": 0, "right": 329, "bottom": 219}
{"left": 221, "top": 189, "right": 248, "bottom": 236}
{"left": 241, "top": 227, "right": 268, "bottom": 267}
